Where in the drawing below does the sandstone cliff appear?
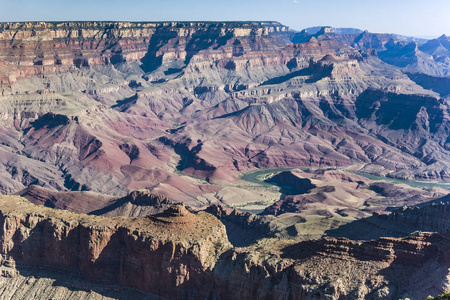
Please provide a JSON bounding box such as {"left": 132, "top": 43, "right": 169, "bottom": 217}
{"left": 0, "top": 195, "right": 231, "bottom": 299}
{"left": 0, "top": 21, "right": 449, "bottom": 205}
{"left": 1, "top": 195, "right": 450, "bottom": 299}
{"left": 0, "top": 21, "right": 289, "bottom": 83}
{"left": 294, "top": 27, "right": 450, "bottom": 79}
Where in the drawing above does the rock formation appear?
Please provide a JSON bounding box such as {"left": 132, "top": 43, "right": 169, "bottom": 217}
{"left": 1, "top": 195, "right": 450, "bottom": 299}
{"left": 260, "top": 169, "right": 444, "bottom": 218}
{"left": 0, "top": 21, "right": 449, "bottom": 202}
{"left": 1, "top": 19, "right": 450, "bottom": 300}
{"left": 265, "top": 170, "right": 317, "bottom": 194}
{"left": 0, "top": 195, "right": 231, "bottom": 299}
{"left": 89, "top": 189, "right": 176, "bottom": 217}
{"left": 17, "top": 185, "right": 176, "bottom": 217}
{"left": 17, "top": 184, "right": 117, "bottom": 213}
{"left": 294, "top": 26, "right": 450, "bottom": 77}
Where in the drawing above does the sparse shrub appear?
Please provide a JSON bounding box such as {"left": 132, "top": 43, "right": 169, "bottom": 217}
{"left": 427, "top": 291, "right": 450, "bottom": 300}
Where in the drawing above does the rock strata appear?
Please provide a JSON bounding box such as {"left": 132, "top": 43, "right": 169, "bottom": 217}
{"left": 0, "top": 21, "right": 449, "bottom": 207}
{"left": 0, "top": 195, "right": 231, "bottom": 299}
{"left": 1, "top": 195, "right": 450, "bottom": 299}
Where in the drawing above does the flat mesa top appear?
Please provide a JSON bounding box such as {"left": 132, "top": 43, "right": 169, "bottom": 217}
{"left": 0, "top": 21, "right": 287, "bottom": 30}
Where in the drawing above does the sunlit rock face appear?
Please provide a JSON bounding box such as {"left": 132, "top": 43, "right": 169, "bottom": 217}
{"left": 2, "top": 195, "right": 450, "bottom": 299}
{"left": 0, "top": 195, "right": 232, "bottom": 298}
{"left": 0, "top": 21, "right": 449, "bottom": 206}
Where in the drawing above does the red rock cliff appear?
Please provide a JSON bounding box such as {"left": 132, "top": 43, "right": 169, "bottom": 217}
{"left": 1, "top": 195, "right": 450, "bottom": 299}
{"left": 0, "top": 195, "right": 231, "bottom": 299}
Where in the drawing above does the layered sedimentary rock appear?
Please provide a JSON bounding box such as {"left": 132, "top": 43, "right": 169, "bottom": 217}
{"left": 1, "top": 195, "right": 450, "bottom": 299}
{"left": 0, "top": 21, "right": 450, "bottom": 300}
{"left": 213, "top": 231, "right": 450, "bottom": 299}
{"left": 0, "top": 21, "right": 293, "bottom": 200}
{"left": 18, "top": 185, "right": 176, "bottom": 217}
{"left": 205, "top": 204, "right": 278, "bottom": 247}
{"left": 17, "top": 184, "right": 117, "bottom": 213}
{"left": 0, "top": 21, "right": 289, "bottom": 83}
{"left": 0, "top": 195, "right": 231, "bottom": 299}
{"left": 336, "top": 195, "right": 450, "bottom": 239}
{"left": 0, "top": 21, "right": 449, "bottom": 204}
{"left": 18, "top": 169, "right": 447, "bottom": 243}
{"left": 295, "top": 27, "right": 450, "bottom": 77}
{"left": 261, "top": 169, "right": 444, "bottom": 218}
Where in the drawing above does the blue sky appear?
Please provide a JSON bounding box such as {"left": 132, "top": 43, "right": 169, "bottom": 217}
{"left": 0, "top": 0, "right": 448, "bottom": 37}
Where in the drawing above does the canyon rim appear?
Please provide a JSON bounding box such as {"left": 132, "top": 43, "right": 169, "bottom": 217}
{"left": 0, "top": 3, "right": 450, "bottom": 299}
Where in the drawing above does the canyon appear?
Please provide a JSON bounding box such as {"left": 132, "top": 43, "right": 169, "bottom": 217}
{"left": 2, "top": 194, "right": 450, "bottom": 299}
{"left": 0, "top": 21, "right": 450, "bottom": 299}
{"left": 0, "top": 21, "right": 449, "bottom": 202}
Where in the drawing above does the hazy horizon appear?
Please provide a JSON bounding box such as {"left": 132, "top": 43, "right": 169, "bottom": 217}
{"left": 0, "top": 0, "right": 449, "bottom": 38}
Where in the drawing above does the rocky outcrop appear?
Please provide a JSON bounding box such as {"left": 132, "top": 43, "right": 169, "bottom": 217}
{"left": 265, "top": 171, "right": 316, "bottom": 195}
{"left": 294, "top": 27, "right": 450, "bottom": 76}
{"left": 217, "top": 232, "right": 450, "bottom": 300}
{"left": 260, "top": 169, "right": 445, "bottom": 218}
{"left": 407, "top": 72, "right": 450, "bottom": 97}
{"left": 205, "top": 204, "right": 277, "bottom": 246}
{"left": 90, "top": 189, "right": 176, "bottom": 217}
{"left": 324, "top": 192, "right": 450, "bottom": 241}
{"left": 281, "top": 232, "right": 450, "bottom": 299}
{"left": 0, "top": 195, "right": 231, "bottom": 299}
{"left": 0, "top": 20, "right": 449, "bottom": 201}
{"left": 355, "top": 89, "right": 450, "bottom": 180}
{"left": 0, "top": 21, "right": 289, "bottom": 83}
{"left": 18, "top": 186, "right": 176, "bottom": 217}
{"left": 2, "top": 195, "right": 450, "bottom": 299}
{"left": 17, "top": 185, "right": 117, "bottom": 213}
{"left": 0, "top": 270, "right": 158, "bottom": 299}
{"left": 292, "top": 28, "right": 403, "bottom": 51}
{"left": 377, "top": 197, "right": 450, "bottom": 232}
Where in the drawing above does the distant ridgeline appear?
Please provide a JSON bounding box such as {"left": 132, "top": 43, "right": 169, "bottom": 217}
{"left": 0, "top": 19, "right": 449, "bottom": 201}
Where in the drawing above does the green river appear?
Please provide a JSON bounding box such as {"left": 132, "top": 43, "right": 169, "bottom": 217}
{"left": 239, "top": 167, "right": 450, "bottom": 190}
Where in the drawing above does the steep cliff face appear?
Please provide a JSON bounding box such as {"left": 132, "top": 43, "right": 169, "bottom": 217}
{"left": 0, "top": 21, "right": 449, "bottom": 201}
{"left": 1, "top": 195, "right": 450, "bottom": 299}
{"left": 0, "top": 195, "right": 231, "bottom": 299}
{"left": 215, "top": 232, "right": 450, "bottom": 300}
{"left": 367, "top": 197, "right": 450, "bottom": 233}
{"left": 293, "top": 28, "right": 450, "bottom": 77}
{"left": 355, "top": 89, "right": 450, "bottom": 180}
{"left": 0, "top": 21, "right": 294, "bottom": 199}
{"left": 292, "top": 29, "right": 396, "bottom": 51}
{"left": 0, "top": 21, "right": 289, "bottom": 84}
{"left": 282, "top": 232, "right": 450, "bottom": 299}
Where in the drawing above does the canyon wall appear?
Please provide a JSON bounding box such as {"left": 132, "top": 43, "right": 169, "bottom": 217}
{"left": 0, "top": 195, "right": 231, "bottom": 299}
{"left": 1, "top": 195, "right": 450, "bottom": 299}
{"left": 0, "top": 21, "right": 449, "bottom": 206}
{"left": 0, "top": 21, "right": 289, "bottom": 83}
